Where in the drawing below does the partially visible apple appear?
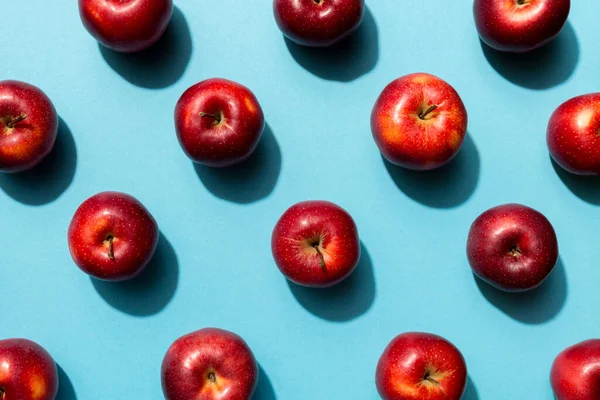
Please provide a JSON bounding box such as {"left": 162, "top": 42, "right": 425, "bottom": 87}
{"left": 78, "top": 0, "right": 173, "bottom": 53}
{"left": 68, "top": 191, "right": 159, "bottom": 281}
{"left": 376, "top": 332, "right": 467, "bottom": 400}
{"left": 0, "top": 80, "right": 58, "bottom": 173}
{"left": 0, "top": 338, "right": 58, "bottom": 400}
{"left": 371, "top": 73, "right": 468, "bottom": 170}
{"left": 551, "top": 339, "right": 600, "bottom": 400}
{"left": 548, "top": 93, "right": 600, "bottom": 175}
{"left": 271, "top": 200, "right": 360, "bottom": 287}
{"left": 467, "top": 203, "right": 559, "bottom": 292}
{"left": 162, "top": 328, "right": 258, "bottom": 400}
{"left": 474, "top": 0, "right": 570, "bottom": 53}
{"left": 273, "top": 0, "right": 365, "bottom": 47}
{"left": 175, "top": 78, "right": 264, "bottom": 167}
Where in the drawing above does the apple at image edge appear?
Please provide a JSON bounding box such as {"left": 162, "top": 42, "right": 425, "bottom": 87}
{"left": 273, "top": 0, "right": 365, "bottom": 47}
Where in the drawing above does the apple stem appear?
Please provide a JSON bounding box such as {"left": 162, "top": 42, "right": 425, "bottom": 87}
{"left": 107, "top": 236, "right": 115, "bottom": 261}
{"left": 199, "top": 112, "right": 222, "bottom": 124}
{"left": 0, "top": 387, "right": 4, "bottom": 399}
{"left": 313, "top": 245, "right": 326, "bottom": 268}
{"left": 423, "top": 372, "right": 440, "bottom": 386}
{"left": 208, "top": 372, "right": 216, "bottom": 383}
{"left": 424, "top": 374, "right": 440, "bottom": 386}
{"left": 419, "top": 105, "right": 438, "bottom": 120}
{"left": 6, "top": 114, "right": 26, "bottom": 128}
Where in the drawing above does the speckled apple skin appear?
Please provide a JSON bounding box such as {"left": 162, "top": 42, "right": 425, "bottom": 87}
{"left": 0, "top": 80, "right": 58, "bottom": 173}
{"left": 273, "top": 0, "right": 365, "bottom": 47}
{"left": 551, "top": 339, "right": 600, "bottom": 400}
{"left": 78, "top": 0, "right": 173, "bottom": 53}
{"left": 175, "top": 78, "right": 265, "bottom": 168}
{"left": 161, "top": 328, "right": 258, "bottom": 400}
{"left": 467, "top": 203, "right": 558, "bottom": 292}
{"left": 547, "top": 93, "right": 600, "bottom": 176}
{"left": 271, "top": 200, "right": 360, "bottom": 288}
{"left": 68, "top": 191, "right": 159, "bottom": 281}
{"left": 376, "top": 332, "right": 467, "bottom": 400}
{"left": 473, "top": 0, "right": 570, "bottom": 53}
{"left": 0, "top": 339, "right": 58, "bottom": 400}
{"left": 371, "top": 73, "right": 468, "bottom": 171}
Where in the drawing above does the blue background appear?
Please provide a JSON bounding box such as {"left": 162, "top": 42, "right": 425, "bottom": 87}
{"left": 1, "top": 1, "right": 598, "bottom": 399}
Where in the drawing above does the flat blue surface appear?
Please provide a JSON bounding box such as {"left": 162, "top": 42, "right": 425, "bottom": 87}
{"left": 1, "top": 1, "right": 599, "bottom": 399}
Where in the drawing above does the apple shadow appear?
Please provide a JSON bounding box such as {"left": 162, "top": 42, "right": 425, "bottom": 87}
{"left": 0, "top": 117, "right": 77, "bottom": 205}
{"left": 383, "top": 134, "right": 480, "bottom": 208}
{"left": 462, "top": 377, "right": 480, "bottom": 400}
{"left": 91, "top": 233, "right": 179, "bottom": 316}
{"left": 287, "top": 242, "right": 375, "bottom": 322}
{"left": 480, "top": 21, "right": 579, "bottom": 90}
{"left": 474, "top": 256, "right": 567, "bottom": 324}
{"left": 252, "top": 364, "right": 277, "bottom": 400}
{"left": 284, "top": 6, "right": 379, "bottom": 82}
{"left": 99, "top": 7, "right": 192, "bottom": 89}
{"left": 194, "top": 124, "right": 281, "bottom": 204}
{"left": 56, "top": 364, "right": 77, "bottom": 400}
{"left": 551, "top": 159, "right": 600, "bottom": 205}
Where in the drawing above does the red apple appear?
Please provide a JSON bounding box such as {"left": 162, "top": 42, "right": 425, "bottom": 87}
{"left": 78, "top": 0, "right": 173, "bottom": 53}
{"left": 371, "top": 73, "right": 468, "bottom": 170}
{"left": 547, "top": 93, "right": 600, "bottom": 175}
{"left": 271, "top": 200, "right": 360, "bottom": 288}
{"left": 474, "top": 0, "right": 570, "bottom": 53}
{"left": 273, "top": 0, "right": 365, "bottom": 47}
{"left": 467, "top": 203, "right": 559, "bottom": 292}
{"left": 376, "top": 332, "right": 467, "bottom": 400}
{"left": 175, "top": 78, "right": 264, "bottom": 168}
{"left": 162, "top": 328, "right": 258, "bottom": 400}
{"left": 68, "top": 191, "right": 159, "bottom": 281}
{"left": 0, "top": 339, "right": 58, "bottom": 400}
{"left": 0, "top": 80, "right": 58, "bottom": 173}
{"left": 551, "top": 339, "right": 600, "bottom": 400}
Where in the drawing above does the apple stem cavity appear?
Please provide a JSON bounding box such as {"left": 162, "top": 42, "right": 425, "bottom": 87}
{"left": 199, "top": 111, "right": 222, "bottom": 124}
{"left": 419, "top": 105, "right": 438, "bottom": 120}
{"left": 313, "top": 245, "right": 326, "bottom": 268}
{"left": 6, "top": 114, "right": 26, "bottom": 128}
{"left": 208, "top": 372, "right": 216, "bottom": 383}
{"left": 107, "top": 236, "right": 115, "bottom": 261}
{"left": 509, "top": 246, "right": 523, "bottom": 257}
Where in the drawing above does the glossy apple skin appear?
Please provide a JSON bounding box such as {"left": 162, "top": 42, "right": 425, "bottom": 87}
{"left": 0, "top": 80, "right": 58, "bottom": 173}
{"left": 271, "top": 200, "right": 360, "bottom": 288}
{"left": 78, "top": 0, "right": 173, "bottom": 53}
{"left": 474, "top": 0, "right": 570, "bottom": 53}
{"left": 68, "top": 191, "right": 159, "bottom": 281}
{"left": 273, "top": 0, "right": 365, "bottom": 47}
{"left": 551, "top": 339, "right": 600, "bottom": 400}
{"left": 371, "top": 73, "right": 468, "bottom": 170}
{"left": 162, "top": 328, "right": 258, "bottom": 400}
{"left": 175, "top": 78, "right": 265, "bottom": 168}
{"left": 547, "top": 93, "right": 600, "bottom": 175}
{"left": 376, "top": 332, "right": 467, "bottom": 400}
{"left": 467, "top": 203, "right": 558, "bottom": 292}
{"left": 0, "top": 339, "right": 58, "bottom": 400}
